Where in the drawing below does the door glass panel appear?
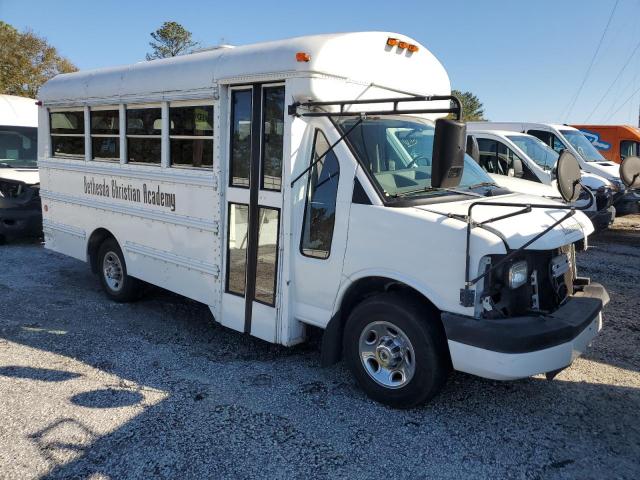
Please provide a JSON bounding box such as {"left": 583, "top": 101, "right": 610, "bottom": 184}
{"left": 255, "top": 207, "right": 280, "bottom": 305}
{"left": 301, "top": 131, "right": 340, "bottom": 259}
{"left": 226, "top": 203, "right": 249, "bottom": 296}
{"left": 262, "top": 86, "right": 285, "bottom": 190}
{"left": 230, "top": 90, "right": 252, "bottom": 187}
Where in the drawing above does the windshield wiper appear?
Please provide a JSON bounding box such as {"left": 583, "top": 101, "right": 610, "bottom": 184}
{"left": 466, "top": 181, "right": 496, "bottom": 189}
{"left": 395, "top": 186, "right": 482, "bottom": 199}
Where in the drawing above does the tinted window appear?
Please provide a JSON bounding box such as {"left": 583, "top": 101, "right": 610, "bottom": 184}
{"left": 230, "top": 90, "right": 252, "bottom": 187}
{"left": 128, "top": 137, "right": 161, "bottom": 164}
{"left": 477, "top": 138, "right": 499, "bottom": 174}
{"left": 0, "top": 126, "right": 38, "bottom": 168}
{"left": 126, "top": 107, "right": 161, "bottom": 164}
{"left": 50, "top": 111, "right": 84, "bottom": 134}
{"left": 127, "top": 108, "right": 161, "bottom": 135}
{"left": 262, "top": 86, "right": 285, "bottom": 190}
{"left": 620, "top": 140, "right": 638, "bottom": 161}
{"left": 91, "top": 110, "right": 119, "bottom": 135}
{"left": 171, "top": 139, "right": 213, "bottom": 167}
{"left": 301, "top": 131, "right": 339, "bottom": 259}
{"left": 169, "top": 105, "right": 214, "bottom": 168}
{"left": 92, "top": 137, "right": 119, "bottom": 160}
{"left": 170, "top": 105, "right": 213, "bottom": 136}
{"left": 226, "top": 203, "right": 249, "bottom": 296}
{"left": 50, "top": 110, "right": 85, "bottom": 158}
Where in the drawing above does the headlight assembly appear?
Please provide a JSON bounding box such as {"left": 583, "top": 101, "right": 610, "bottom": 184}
{"left": 507, "top": 261, "right": 528, "bottom": 289}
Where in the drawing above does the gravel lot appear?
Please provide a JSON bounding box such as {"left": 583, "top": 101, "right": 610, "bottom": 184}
{"left": 1, "top": 216, "right": 639, "bottom": 479}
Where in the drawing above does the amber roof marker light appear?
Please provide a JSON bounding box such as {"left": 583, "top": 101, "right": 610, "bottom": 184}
{"left": 296, "top": 52, "right": 311, "bottom": 62}
{"left": 407, "top": 44, "right": 419, "bottom": 53}
{"left": 386, "top": 37, "right": 399, "bottom": 47}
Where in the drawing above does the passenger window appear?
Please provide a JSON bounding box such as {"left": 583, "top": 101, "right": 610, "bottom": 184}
{"left": 50, "top": 110, "right": 85, "bottom": 158}
{"left": 620, "top": 140, "right": 638, "bottom": 161}
{"left": 255, "top": 207, "right": 280, "bottom": 305}
{"left": 477, "top": 138, "right": 502, "bottom": 175}
{"left": 226, "top": 203, "right": 249, "bottom": 296}
{"left": 230, "top": 90, "right": 252, "bottom": 187}
{"left": 169, "top": 104, "right": 214, "bottom": 168}
{"left": 261, "top": 86, "right": 285, "bottom": 191}
{"left": 90, "top": 109, "right": 119, "bottom": 161}
{"left": 301, "top": 130, "right": 340, "bottom": 259}
{"left": 126, "top": 107, "right": 161, "bottom": 164}
{"left": 529, "top": 130, "right": 565, "bottom": 154}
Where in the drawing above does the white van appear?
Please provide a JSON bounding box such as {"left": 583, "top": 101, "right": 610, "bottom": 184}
{"left": 466, "top": 129, "right": 615, "bottom": 230}
{"left": 38, "top": 32, "right": 613, "bottom": 407}
{"left": 0, "top": 94, "right": 42, "bottom": 242}
{"left": 468, "top": 122, "right": 640, "bottom": 215}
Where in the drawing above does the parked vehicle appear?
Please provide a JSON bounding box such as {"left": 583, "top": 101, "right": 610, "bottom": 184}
{"left": 0, "top": 94, "right": 42, "bottom": 243}
{"left": 466, "top": 129, "right": 615, "bottom": 230}
{"left": 468, "top": 122, "right": 640, "bottom": 215}
{"left": 572, "top": 124, "right": 640, "bottom": 164}
{"left": 39, "top": 32, "right": 624, "bottom": 408}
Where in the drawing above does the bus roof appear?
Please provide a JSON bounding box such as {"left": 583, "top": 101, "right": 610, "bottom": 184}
{"left": 39, "top": 32, "right": 450, "bottom": 107}
{"left": 0, "top": 95, "right": 38, "bottom": 127}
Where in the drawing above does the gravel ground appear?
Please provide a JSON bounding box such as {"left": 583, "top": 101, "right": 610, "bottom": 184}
{"left": 0, "top": 216, "right": 639, "bottom": 479}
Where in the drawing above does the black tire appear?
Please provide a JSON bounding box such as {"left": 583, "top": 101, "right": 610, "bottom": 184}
{"left": 96, "top": 237, "right": 140, "bottom": 302}
{"left": 343, "top": 292, "right": 450, "bottom": 408}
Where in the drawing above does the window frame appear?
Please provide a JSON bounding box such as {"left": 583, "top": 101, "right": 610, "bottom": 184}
{"left": 299, "top": 129, "right": 340, "bottom": 260}
{"left": 89, "top": 105, "right": 120, "bottom": 162}
{"left": 49, "top": 107, "right": 86, "bottom": 160}
{"left": 125, "top": 103, "right": 162, "bottom": 166}
{"left": 168, "top": 99, "right": 214, "bottom": 170}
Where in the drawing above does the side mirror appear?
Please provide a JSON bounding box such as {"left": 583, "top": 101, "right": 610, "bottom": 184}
{"left": 620, "top": 155, "right": 640, "bottom": 188}
{"left": 432, "top": 119, "right": 466, "bottom": 188}
{"left": 512, "top": 157, "right": 524, "bottom": 178}
{"left": 466, "top": 135, "right": 480, "bottom": 163}
{"left": 556, "top": 150, "right": 583, "bottom": 202}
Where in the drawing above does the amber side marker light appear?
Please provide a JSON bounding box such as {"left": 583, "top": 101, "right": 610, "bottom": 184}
{"left": 296, "top": 52, "right": 311, "bottom": 62}
{"left": 386, "top": 37, "right": 399, "bottom": 47}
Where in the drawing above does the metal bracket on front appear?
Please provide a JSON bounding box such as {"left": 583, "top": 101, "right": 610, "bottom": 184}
{"left": 460, "top": 288, "right": 475, "bottom": 308}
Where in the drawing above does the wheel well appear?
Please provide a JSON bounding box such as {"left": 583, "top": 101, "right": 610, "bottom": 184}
{"left": 320, "top": 276, "right": 441, "bottom": 367}
{"left": 87, "top": 228, "right": 116, "bottom": 274}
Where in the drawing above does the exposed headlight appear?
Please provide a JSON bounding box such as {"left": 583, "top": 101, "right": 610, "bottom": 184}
{"left": 508, "top": 261, "right": 528, "bottom": 289}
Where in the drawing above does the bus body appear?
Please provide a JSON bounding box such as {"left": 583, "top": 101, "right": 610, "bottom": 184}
{"left": 0, "top": 94, "right": 41, "bottom": 242}
{"left": 466, "top": 129, "right": 615, "bottom": 230}
{"left": 572, "top": 124, "right": 640, "bottom": 164}
{"left": 469, "top": 122, "right": 640, "bottom": 216}
{"left": 38, "top": 32, "right": 608, "bottom": 407}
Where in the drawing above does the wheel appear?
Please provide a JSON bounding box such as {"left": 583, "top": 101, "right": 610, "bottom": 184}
{"left": 343, "top": 292, "right": 450, "bottom": 408}
{"left": 97, "top": 238, "right": 140, "bottom": 302}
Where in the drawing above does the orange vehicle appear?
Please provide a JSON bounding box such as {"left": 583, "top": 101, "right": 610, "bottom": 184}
{"left": 572, "top": 124, "right": 640, "bottom": 164}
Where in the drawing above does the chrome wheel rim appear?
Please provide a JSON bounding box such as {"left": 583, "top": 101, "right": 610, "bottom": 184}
{"left": 358, "top": 321, "right": 416, "bottom": 389}
{"left": 102, "top": 251, "right": 124, "bottom": 292}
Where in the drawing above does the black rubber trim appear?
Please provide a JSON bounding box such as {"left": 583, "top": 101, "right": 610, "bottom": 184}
{"left": 320, "top": 310, "right": 343, "bottom": 367}
{"left": 441, "top": 283, "right": 607, "bottom": 354}
{"left": 352, "top": 178, "right": 371, "bottom": 205}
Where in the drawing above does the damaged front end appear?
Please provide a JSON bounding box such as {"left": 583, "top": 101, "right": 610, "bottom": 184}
{"left": 0, "top": 178, "right": 42, "bottom": 243}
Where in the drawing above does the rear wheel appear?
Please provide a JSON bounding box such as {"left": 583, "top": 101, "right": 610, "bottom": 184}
{"left": 97, "top": 238, "right": 140, "bottom": 302}
{"left": 343, "top": 292, "right": 450, "bottom": 408}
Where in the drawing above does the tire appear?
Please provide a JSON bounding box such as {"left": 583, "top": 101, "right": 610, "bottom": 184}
{"left": 97, "top": 238, "right": 140, "bottom": 302}
{"left": 343, "top": 292, "right": 450, "bottom": 408}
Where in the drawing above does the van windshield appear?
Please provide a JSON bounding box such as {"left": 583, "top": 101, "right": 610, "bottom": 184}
{"left": 506, "top": 134, "right": 558, "bottom": 170}
{"left": 0, "top": 126, "right": 38, "bottom": 168}
{"left": 335, "top": 116, "right": 496, "bottom": 199}
{"left": 559, "top": 129, "right": 605, "bottom": 162}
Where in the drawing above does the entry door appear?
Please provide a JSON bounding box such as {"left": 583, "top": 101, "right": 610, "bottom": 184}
{"left": 222, "top": 83, "right": 285, "bottom": 343}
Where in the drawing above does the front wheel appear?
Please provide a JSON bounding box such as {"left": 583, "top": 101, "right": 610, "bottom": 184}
{"left": 343, "top": 292, "right": 450, "bottom": 408}
{"left": 97, "top": 238, "right": 140, "bottom": 302}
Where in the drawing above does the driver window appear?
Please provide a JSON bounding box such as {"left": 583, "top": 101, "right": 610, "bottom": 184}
{"left": 477, "top": 138, "right": 503, "bottom": 175}
{"left": 529, "top": 129, "right": 565, "bottom": 154}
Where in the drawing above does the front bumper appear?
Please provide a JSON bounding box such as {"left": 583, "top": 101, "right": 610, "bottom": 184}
{"left": 441, "top": 282, "right": 608, "bottom": 380}
{"left": 0, "top": 199, "right": 42, "bottom": 241}
{"left": 612, "top": 190, "right": 640, "bottom": 216}
{"left": 586, "top": 205, "right": 615, "bottom": 231}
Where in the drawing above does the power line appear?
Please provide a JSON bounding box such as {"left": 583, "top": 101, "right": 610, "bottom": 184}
{"left": 604, "top": 82, "right": 640, "bottom": 122}
{"left": 584, "top": 38, "right": 640, "bottom": 122}
{"left": 562, "top": 0, "right": 619, "bottom": 121}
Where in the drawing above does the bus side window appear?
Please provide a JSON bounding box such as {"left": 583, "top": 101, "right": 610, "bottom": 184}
{"left": 300, "top": 130, "right": 340, "bottom": 259}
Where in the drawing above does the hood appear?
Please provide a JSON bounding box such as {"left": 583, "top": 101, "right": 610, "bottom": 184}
{"left": 0, "top": 168, "right": 40, "bottom": 185}
{"left": 413, "top": 192, "right": 593, "bottom": 250}
{"left": 584, "top": 160, "right": 621, "bottom": 181}
{"left": 580, "top": 171, "right": 611, "bottom": 190}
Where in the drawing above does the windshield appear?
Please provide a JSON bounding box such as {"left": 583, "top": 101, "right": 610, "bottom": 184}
{"left": 0, "top": 126, "right": 38, "bottom": 168}
{"left": 560, "top": 129, "right": 605, "bottom": 162}
{"left": 506, "top": 135, "right": 558, "bottom": 170}
{"left": 336, "top": 116, "right": 495, "bottom": 199}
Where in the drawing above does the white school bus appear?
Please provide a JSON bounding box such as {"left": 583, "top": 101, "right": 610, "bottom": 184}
{"left": 38, "top": 32, "right": 623, "bottom": 408}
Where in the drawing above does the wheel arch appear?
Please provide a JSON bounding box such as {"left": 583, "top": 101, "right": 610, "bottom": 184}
{"left": 320, "top": 273, "right": 444, "bottom": 367}
{"left": 87, "top": 227, "right": 118, "bottom": 274}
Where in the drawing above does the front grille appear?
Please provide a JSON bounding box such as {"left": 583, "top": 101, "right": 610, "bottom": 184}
{"left": 595, "top": 189, "right": 613, "bottom": 211}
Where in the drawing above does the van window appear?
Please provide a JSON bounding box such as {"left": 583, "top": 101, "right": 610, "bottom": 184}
{"left": 620, "top": 140, "right": 639, "bottom": 161}
{"left": 50, "top": 110, "right": 85, "bottom": 158}
{"left": 0, "top": 126, "right": 37, "bottom": 168}
{"left": 528, "top": 130, "right": 565, "bottom": 154}
{"left": 169, "top": 105, "right": 213, "bottom": 168}
{"left": 477, "top": 139, "right": 522, "bottom": 175}
{"left": 90, "top": 109, "right": 119, "bottom": 161}
{"left": 559, "top": 129, "right": 605, "bottom": 162}
{"left": 261, "top": 86, "right": 285, "bottom": 191}
{"left": 506, "top": 135, "right": 558, "bottom": 170}
{"left": 126, "top": 107, "right": 161, "bottom": 164}
{"left": 230, "top": 90, "right": 252, "bottom": 187}
{"left": 301, "top": 130, "right": 339, "bottom": 259}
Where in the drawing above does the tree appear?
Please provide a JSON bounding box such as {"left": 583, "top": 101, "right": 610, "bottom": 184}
{"left": 0, "top": 22, "right": 77, "bottom": 98}
{"left": 146, "top": 22, "right": 199, "bottom": 60}
{"left": 451, "top": 89, "right": 486, "bottom": 121}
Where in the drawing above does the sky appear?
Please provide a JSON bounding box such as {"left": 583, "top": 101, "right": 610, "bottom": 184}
{"left": 2, "top": 0, "right": 640, "bottom": 125}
